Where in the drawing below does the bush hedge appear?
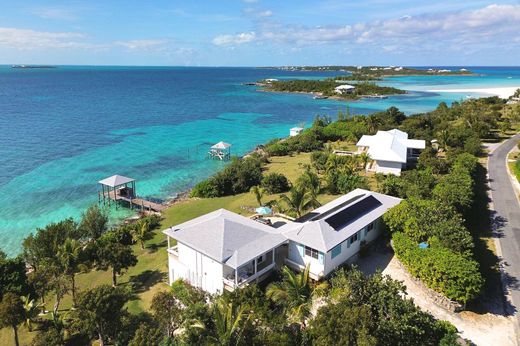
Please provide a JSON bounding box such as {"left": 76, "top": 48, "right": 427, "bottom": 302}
{"left": 191, "top": 157, "right": 263, "bottom": 198}
{"left": 392, "top": 232, "right": 483, "bottom": 304}
{"left": 261, "top": 172, "right": 290, "bottom": 194}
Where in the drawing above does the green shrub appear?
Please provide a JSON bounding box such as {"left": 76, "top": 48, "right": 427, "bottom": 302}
{"left": 261, "top": 173, "right": 290, "bottom": 194}
{"left": 190, "top": 157, "right": 263, "bottom": 198}
{"left": 384, "top": 199, "right": 473, "bottom": 255}
{"left": 392, "top": 232, "right": 483, "bottom": 304}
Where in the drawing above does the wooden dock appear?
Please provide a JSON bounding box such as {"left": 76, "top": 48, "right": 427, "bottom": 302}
{"left": 100, "top": 190, "right": 166, "bottom": 212}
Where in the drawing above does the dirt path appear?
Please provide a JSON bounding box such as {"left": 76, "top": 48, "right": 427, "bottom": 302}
{"left": 356, "top": 249, "right": 518, "bottom": 345}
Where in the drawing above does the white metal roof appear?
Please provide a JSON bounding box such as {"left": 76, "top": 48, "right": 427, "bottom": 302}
{"left": 281, "top": 189, "right": 402, "bottom": 252}
{"left": 211, "top": 141, "right": 231, "bottom": 150}
{"left": 335, "top": 84, "right": 355, "bottom": 90}
{"left": 163, "top": 209, "right": 286, "bottom": 269}
{"left": 356, "top": 129, "right": 425, "bottom": 163}
{"left": 98, "top": 174, "right": 135, "bottom": 187}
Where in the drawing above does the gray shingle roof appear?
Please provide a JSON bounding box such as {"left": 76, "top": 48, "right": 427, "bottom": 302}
{"left": 281, "top": 189, "right": 402, "bottom": 252}
{"left": 163, "top": 209, "right": 285, "bottom": 269}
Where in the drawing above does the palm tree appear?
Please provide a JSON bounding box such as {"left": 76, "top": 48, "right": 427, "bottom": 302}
{"left": 266, "top": 266, "right": 327, "bottom": 329}
{"left": 357, "top": 152, "right": 371, "bottom": 173}
{"left": 58, "top": 238, "right": 83, "bottom": 306}
{"left": 437, "top": 129, "right": 450, "bottom": 151}
{"left": 250, "top": 185, "right": 264, "bottom": 207}
{"left": 21, "top": 295, "right": 42, "bottom": 332}
{"left": 297, "top": 169, "right": 321, "bottom": 201}
{"left": 279, "top": 186, "right": 318, "bottom": 218}
{"left": 365, "top": 115, "right": 382, "bottom": 134}
{"left": 132, "top": 218, "right": 151, "bottom": 250}
{"left": 208, "top": 299, "right": 250, "bottom": 346}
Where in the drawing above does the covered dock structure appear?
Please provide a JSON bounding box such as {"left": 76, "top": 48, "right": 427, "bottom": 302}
{"left": 209, "top": 141, "right": 231, "bottom": 160}
{"left": 98, "top": 174, "right": 165, "bottom": 212}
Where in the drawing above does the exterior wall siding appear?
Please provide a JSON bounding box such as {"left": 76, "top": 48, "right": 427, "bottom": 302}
{"left": 171, "top": 242, "right": 224, "bottom": 294}
{"left": 287, "top": 241, "right": 325, "bottom": 278}
{"left": 323, "top": 218, "right": 382, "bottom": 276}
{"left": 373, "top": 160, "right": 404, "bottom": 176}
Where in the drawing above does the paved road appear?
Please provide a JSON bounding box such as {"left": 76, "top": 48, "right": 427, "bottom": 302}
{"left": 488, "top": 133, "right": 520, "bottom": 324}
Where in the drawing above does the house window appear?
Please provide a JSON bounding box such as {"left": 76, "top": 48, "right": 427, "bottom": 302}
{"left": 257, "top": 254, "right": 264, "bottom": 264}
{"left": 331, "top": 244, "right": 341, "bottom": 259}
{"left": 367, "top": 222, "right": 374, "bottom": 232}
{"left": 305, "top": 246, "right": 319, "bottom": 259}
{"left": 351, "top": 232, "right": 359, "bottom": 243}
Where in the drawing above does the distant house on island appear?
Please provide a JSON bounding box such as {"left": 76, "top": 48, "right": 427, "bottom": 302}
{"left": 163, "top": 189, "right": 401, "bottom": 293}
{"left": 290, "top": 127, "right": 304, "bottom": 137}
{"left": 356, "top": 129, "right": 425, "bottom": 176}
{"left": 334, "top": 84, "right": 356, "bottom": 94}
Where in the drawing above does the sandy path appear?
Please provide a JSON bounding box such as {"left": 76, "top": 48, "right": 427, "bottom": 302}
{"left": 427, "top": 86, "right": 520, "bottom": 99}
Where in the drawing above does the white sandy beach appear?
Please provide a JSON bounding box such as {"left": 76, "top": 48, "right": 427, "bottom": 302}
{"left": 427, "top": 86, "right": 520, "bottom": 99}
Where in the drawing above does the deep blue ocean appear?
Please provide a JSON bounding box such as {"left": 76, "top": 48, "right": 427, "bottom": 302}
{"left": 0, "top": 66, "right": 519, "bottom": 255}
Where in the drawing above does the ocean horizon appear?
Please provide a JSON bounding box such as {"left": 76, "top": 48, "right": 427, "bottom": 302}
{"left": 1, "top": 65, "right": 519, "bottom": 255}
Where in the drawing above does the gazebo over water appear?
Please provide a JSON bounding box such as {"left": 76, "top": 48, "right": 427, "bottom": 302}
{"left": 97, "top": 174, "right": 166, "bottom": 212}
{"left": 98, "top": 174, "right": 136, "bottom": 206}
{"left": 209, "top": 141, "right": 231, "bottom": 160}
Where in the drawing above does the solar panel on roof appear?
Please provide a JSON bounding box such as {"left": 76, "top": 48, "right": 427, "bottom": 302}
{"left": 324, "top": 195, "right": 382, "bottom": 230}
{"left": 308, "top": 194, "right": 366, "bottom": 222}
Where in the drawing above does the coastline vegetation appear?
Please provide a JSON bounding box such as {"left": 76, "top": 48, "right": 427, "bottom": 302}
{"left": 260, "top": 79, "right": 406, "bottom": 99}
{"left": 267, "top": 65, "right": 474, "bottom": 76}
{"left": 1, "top": 94, "right": 520, "bottom": 344}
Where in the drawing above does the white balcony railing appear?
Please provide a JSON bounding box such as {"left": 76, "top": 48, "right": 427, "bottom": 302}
{"left": 167, "top": 245, "right": 179, "bottom": 258}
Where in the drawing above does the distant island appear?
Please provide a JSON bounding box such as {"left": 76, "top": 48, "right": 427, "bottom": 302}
{"left": 263, "top": 65, "right": 474, "bottom": 76}
{"left": 11, "top": 65, "right": 57, "bottom": 69}
{"left": 255, "top": 77, "right": 406, "bottom": 100}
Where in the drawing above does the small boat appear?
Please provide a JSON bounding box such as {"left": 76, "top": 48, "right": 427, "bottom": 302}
{"left": 313, "top": 95, "right": 328, "bottom": 99}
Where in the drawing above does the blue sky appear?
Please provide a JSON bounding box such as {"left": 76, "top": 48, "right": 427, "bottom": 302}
{"left": 1, "top": 0, "right": 520, "bottom": 66}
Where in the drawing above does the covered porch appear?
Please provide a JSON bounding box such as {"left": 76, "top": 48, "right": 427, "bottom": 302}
{"left": 223, "top": 248, "right": 276, "bottom": 291}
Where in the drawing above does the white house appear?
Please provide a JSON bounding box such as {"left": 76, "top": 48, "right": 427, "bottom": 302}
{"left": 356, "top": 129, "right": 425, "bottom": 176}
{"left": 280, "top": 189, "right": 401, "bottom": 279}
{"left": 334, "top": 84, "right": 356, "bottom": 94}
{"left": 163, "top": 209, "right": 286, "bottom": 294}
{"left": 290, "top": 127, "right": 304, "bottom": 137}
{"left": 164, "top": 189, "right": 401, "bottom": 293}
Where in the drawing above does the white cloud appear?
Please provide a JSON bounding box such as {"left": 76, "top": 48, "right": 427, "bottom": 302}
{"left": 115, "top": 39, "right": 169, "bottom": 51}
{"left": 0, "top": 27, "right": 98, "bottom": 49}
{"left": 244, "top": 8, "right": 273, "bottom": 18}
{"left": 217, "top": 4, "right": 520, "bottom": 50}
{"left": 32, "top": 7, "right": 78, "bottom": 21}
{"left": 212, "top": 32, "right": 256, "bottom": 46}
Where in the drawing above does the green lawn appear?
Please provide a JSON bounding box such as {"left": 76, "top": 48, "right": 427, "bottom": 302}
{"left": 1, "top": 151, "right": 336, "bottom": 345}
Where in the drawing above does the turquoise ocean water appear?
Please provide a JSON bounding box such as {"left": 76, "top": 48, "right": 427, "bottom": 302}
{"left": 0, "top": 66, "right": 519, "bottom": 255}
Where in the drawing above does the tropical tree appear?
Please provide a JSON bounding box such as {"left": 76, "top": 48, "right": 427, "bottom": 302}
{"left": 0, "top": 292, "right": 25, "bottom": 346}
{"left": 207, "top": 299, "right": 251, "bottom": 346}
{"left": 365, "top": 115, "right": 382, "bottom": 133}
{"left": 266, "top": 266, "right": 327, "bottom": 329}
{"left": 129, "top": 323, "right": 165, "bottom": 346}
{"left": 0, "top": 253, "right": 33, "bottom": 299}
{"left": 21, "top": 295, "right": 42, "bottom": 332}
{"left": 296, "top": 168, "right": 321, "bottom": 201}
{"left": 278, "top": 186, "right": 318, "bottom": 218}
{"left": 58, "top": 238, "right": 84, "bottom": 306}
{"left": 79, "top": 204, "right": 108, "bottom": 240}
{"left": 131, "top": 218, "right": 152, "bottom": 250}
{"left": 151, "top": 290, "right": 183, "bottom": 338}
{"left": 357, "top": 152, "right": 371, "bottom": 173}
{"left": 94, "top": 235, "right": 138, "bottom": 286}
{"left": 72, "top": 284, "right": 130, "bottom": 346}
{"left": 250, "top": 185, "right": 264, "bottom": 207}
{"left": 436, "top": 129, "right": 451, "bottom": 151}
